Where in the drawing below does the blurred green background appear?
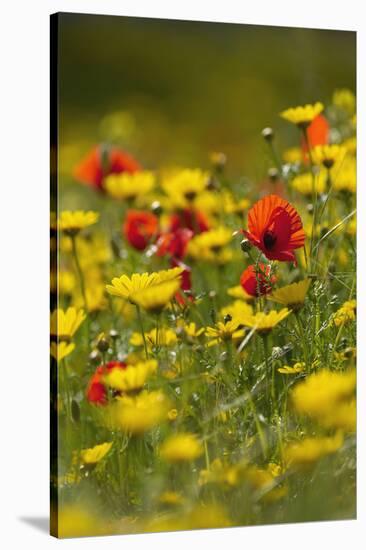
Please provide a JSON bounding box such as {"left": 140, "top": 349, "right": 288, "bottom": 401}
{"left": 57, "top": 13, "right": 356, "bottom": 180}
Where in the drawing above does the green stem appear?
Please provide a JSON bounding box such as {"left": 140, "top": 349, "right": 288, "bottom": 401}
{"left": 136, "top": 304, "right": 149, "bottom": 359}
{"left": 71, "top": 234, "right": 88, "bottom": 310}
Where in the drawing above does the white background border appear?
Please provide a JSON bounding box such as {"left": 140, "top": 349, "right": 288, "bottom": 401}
{"left": 0, "top": 1, "right": 364, "bottom": 547}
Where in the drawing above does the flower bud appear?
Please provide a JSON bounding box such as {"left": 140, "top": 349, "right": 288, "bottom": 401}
{"left": 151, "top": 201, "right": 163, "bottom": 216}
{"left": 261, "top": 127, "right": 274, "bottom": 141}
{"left": 268, "top": 167, "right": 279, "bottom": 182}
{"left": 240, "top": 238, "right": 252, "bottom": 253}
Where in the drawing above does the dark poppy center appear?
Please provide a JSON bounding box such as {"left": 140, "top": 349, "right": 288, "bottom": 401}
{"left": 263, "top": 230, "right": 277, "bottom": 250}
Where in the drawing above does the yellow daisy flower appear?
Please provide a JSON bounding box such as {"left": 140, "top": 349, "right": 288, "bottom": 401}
{"left": 50, "top": 341, "right": 75, "bottom": 362}
{"left": 103, "top": 360, "right": 157, "bottom": 393}
{"left": 239, "top": 308, "right": 291, "bottom": 334}
{"left": 227, "top": 285, "right": 254, "bottom": 301}
{"left": 162, "top": 168, "right": 209, "bottom": 208}
{"left": 130, "top": 327, "right": 177, "bottom": 348}
{"left": 58, "top": 210, "right": 99, "bottom": 235}
{"left": 158, "top": 491, "right": 185, "bottom": 506}
{"left": 130, "top": 279, "right": 181, "bottom": 313}
{"left": 278, "top": 362, "right": 305, "bottom": 374}
{"left": 291, "top": 171, "right": 327, "bottom": 196}
{"left": 180, "top": 321, "right": 205, "bottom": 338}
{"left": 284, "top": 433, "right": 343, "bottom": 469}
{"left": 332, "top": 88, "right": 356, "bottom": 115}
{"left": 188, "top": 227, "right": 234, "bottom": 263}
{"left": 312, "top": 144, "right": 346, "bottom": 169}
{"left": 106, "top": 267, "right": 183, "bottom": 303}
{"left": 106, "top": 390, "right": 170, "bottom": 434}
{"left": 220, "top": 300, "right": 253, "bottom": 322}
{"left": 104, "top": 171, "right": 156, "bottom": 201}
{"left": 282, "top": 147, "right": 303, "bottom": 164}
{"left": 78, "top": 442, "right": 113, "bottom": 465}
{"left": 159, "top": 433, "right": 203, "bottom": 463}
{"left": 332, "top": 155, "right": 356, "bottom": 193}
{"left": 268, "top": 279, "right": 311, "bottom": 311}
{"left": 50, "top": 307, "right": 86, "bottom": 340}
{"left": 205, "top": 319, "right": 244, "bottom": 346}
{"left": 291, "top": 368, "right": 356, "bottom": 425}
{"left": 280, "top": 102, "right": 324, "bottom": 127}
{"left": 332, "top": 299, "right": 356, "bottom": 327}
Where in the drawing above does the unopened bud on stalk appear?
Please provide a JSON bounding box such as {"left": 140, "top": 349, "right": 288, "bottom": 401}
{"left": 224, "top": 314, "right": 232, "bottom": 324}
{"left": 261, "top": 127, "right": 274, "bottom": 141}
{"left": 97, "top": 336, "right": 110, "bottom": 353}
{"left": 268, "top": 167, "right": 279, "bottom": 182}
{"left": 240, "top": 238, "right": 252, "bottom": 253}
{"left": 89, "top": 350, "right": 101, "bottom": 365}
{"left": 151, "top": 201, "right": 163, "bottom": 216}
{"left": 306, "top": 203, "right": 314, "bottom": 214}
{"left": 109, "top": 329, "right": 119, "bottom": 340}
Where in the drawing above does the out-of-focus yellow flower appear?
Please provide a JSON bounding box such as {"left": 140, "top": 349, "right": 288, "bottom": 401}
{"left": 104, "top": 171, "right": 155, "bottom": 201}
{"left": 54, "top": 270, "right": 75, "bottom": 295}
{"left": 312, "top": 144, "right": 346, "bottom": 169}
{"left": 332, "top": 299, "right": 356, "bottom": 327}
{"left": 291, "top": 368, "right": 356, "bottom": 431}
{"left": 220, "top": 300, "right": 253, "bottom": 322}
{"left": 145, "top": 503, "right": 232, "bottom": 532}
{"left": 283, "top": 147, "right": 303, "bottom": 164}
{"left": 158, "top": 491, "right": 185, "bottom": 506}
{"left": 57, "top": 504, "right": 106, "bottom": 538}
{"left": 130, "top": 327, "right": 177, "bottom": 348}
{"left": 332, "top": 88, "right": 356, "bottom": 116}
{"left": 280, "top": 102, "right": 324, "bottom": 127}
{"left": 321, "top": 399, "right": 356, "bottom": 432}
{"left": 222, "top": 191, "right": 250, "bottom": 215}
{"left": 291, "top": 171, "right": 327, "bottom": 196}
{"left": 205, "top": 320, "right": 244, "bottom": 346}
{"left": 58, "top": 210, "right": 99, "bottom": 235}
{"left": 106, "top": 390, "right": 170, "bottom": 434}
{"left": 162, "top": 168, "right": 209, "bottom": 208}
{"left": 239, "top": 308, "right": 291, "bottom": 334}
{"left": 50, "top": 341, "right": 75, "bottom": 362}
{"left": 342, "top": 136, "right": 356, "bottom": 156}
{"left": 103, "top": 360, "right": 157, "bottom": 393}
{"left": 160, "top": 433, "right": 203, "bottom": 463}
{"left": 50, "top": 307, "right": 86, "bottom": 340}
{"left": 268, "top": 279, "right": 311, "bottom": 310}
{"left": 332, "top": 155, "right": 356, "bottom": 193}
{"left": 106, "top": 267, "right": 183, "bottom": 303}
{"left": 278, "top": 362, "right": 305, "bottom": 374}
{"left": 188, "top": 227, "right": 234, "bottom": 264}
{"left": 346, "top": 218, "right": 356, "bottom": 236}
{"left": 79, "top": 442, "right": 113, "bottom": 465}
{"left": 244, "top": 464, "right": 288, "bottom": 502}
{"left": 199, "top": 458, "right": 245, "bottom": 488}
{"left": 130, "top": 279, "right": 181, "bottom": 313}
{"left": 167, "top": 408, "right": 178, "bottom": 420}
{"left": 76, "top": 233, "right": 112, "bottom": 267}
{"left": 227, "top": 285, "right": 254, "bottom": 301}
{"left": 284, "top": 433, "right": 344, "bottom": 469}
{"left": 179, "top": 321, "right": 205, "bottom": 338}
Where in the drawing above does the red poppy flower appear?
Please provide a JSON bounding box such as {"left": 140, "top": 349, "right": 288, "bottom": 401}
{"left": 86, "top": 361, "right": 127, "bottom": 405}
{"left": 301, "top": 114, "right": 329, "bottom": 159}
{"left": 169, "top": 209, "right": 210, "bottom": 235}
{"left": 73, "top": 145, "right": 141, "bottom": 191}
{"left": 156, "top": 228, "right": 193, "bottom": 260}
{"left": 240, "top": 263, "right": 276, "bottom": 297}
{"left": 243, "top": 194, "right": 305, "bottom": 263}
{"left": 123, "top": 210, "right": 159, "bottom": 251}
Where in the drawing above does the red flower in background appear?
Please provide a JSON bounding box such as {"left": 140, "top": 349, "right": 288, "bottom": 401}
{"left": 86, "top": 361, "right": 127, "bottom": 405}
{"left": 123, "top": 210, "right": 159, "bottom": 251}
{"left": 156, "top": 228, "right": 193, "bottom": 260}
{"left": 73, "top": 145, "right": 141, "bottom": 191}
{"left": 240, "top": 263, "right": 276, "bottom": 297}
{"left": 169, "top": 209, "right": 210, "bottom": 235}
{"left": 243, "top": 194, "right": 305, "bottom": 263}
{"left": 301, "top": 114, "right": 329, "bottom": 159}
{"left": 171, "top": 258, "right": 193, "bottom": 305}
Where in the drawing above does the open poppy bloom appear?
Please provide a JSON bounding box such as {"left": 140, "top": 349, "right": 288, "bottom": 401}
{"left": 73, "top": 145, "right": 141, "bottom": 191}
{"left": 169, "top": 209, "right": 210, "bottom": 235}
{"left": 243, "top": 194, "right": 305, "bottom": 263}
{"left": 123, "top": 210, "right": 159, "bottom": 251}
{"left": 240, "top": 263, "right": 276, "bottom": 297}
{"left": 86, "top": 361, "right": 127, "bottom": 405}
{"left": 156, "top": 228, "right": 193, "bottom": 260}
